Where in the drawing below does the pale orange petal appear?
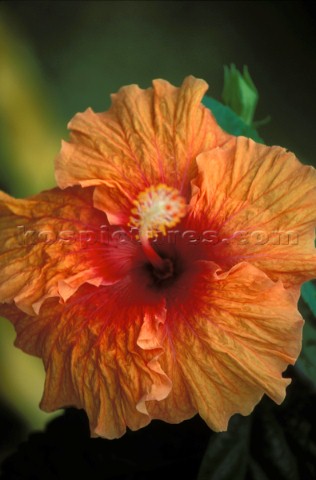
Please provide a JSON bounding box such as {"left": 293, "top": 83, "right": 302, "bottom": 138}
{"left": 146, "top": 262, "right": 303, "bottom": 430}
{"left": 0, "top": 187, "right": 107, "bottom": 314}
{"left": 136, "top": 306, "right": 172, "bottom": 414}
{"left": 55, "top": 76, "right": 231, "bottom": 223}
{"left": 189, "top": 137, "right": 316, "bottom": 287}
{"left": 5, "top": 284, "right": 171, "bottom": 439}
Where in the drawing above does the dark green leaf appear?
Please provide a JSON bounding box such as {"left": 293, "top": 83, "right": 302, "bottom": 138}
{"left": 248, "top": 459, "right": 270, "bottom": 480}
{"left": 202, "top": 96, "right": 263, "bottom": 143}
{"left": 301, "top": 281, "right": 316, "bottom": 317}
{"left": 298, "top": 321, "right": 316, "bottom": 368}
{"left": 254, "top": 403, "right": 300, "bottom": 480}
{"left": 297, "top": 296, "right": 316, "bottom": 386}
{"left": 197, "top": 415, "right": 250, "bottom": 480}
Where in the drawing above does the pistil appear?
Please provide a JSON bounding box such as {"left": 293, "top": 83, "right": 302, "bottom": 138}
{"left": 129, "top": 184, "right": 187, "bottom": 270}
{"left": 139, "top": 234, "right": 165, "bottom": 270}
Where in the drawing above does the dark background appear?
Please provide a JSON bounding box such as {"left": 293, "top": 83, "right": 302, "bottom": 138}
{"left": 1, "top": 1, "right": 316, "bottom": 169}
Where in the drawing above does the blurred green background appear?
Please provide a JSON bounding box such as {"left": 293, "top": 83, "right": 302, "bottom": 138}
{"left": 0, "top": 0, "right": 316, "bottom": 461}
{"left": 1, "top": 0, "right": 316, "bottom": 195}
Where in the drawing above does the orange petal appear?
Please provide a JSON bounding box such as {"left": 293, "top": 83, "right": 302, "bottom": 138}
{"left": 136, "top": 306, "right": 172, "bottom": 414}
{"left": 146, "top": 262, "right": 303, "bottom": 430}
{"left": 55, "top": 76, "right": 231, "bottom": 224}
{"left": 5, "top": 284, "right": 171, "bottom": 439}
{"left": 189, "top": 137, "right": 316, "bottom": 288}
{"left": 0, "top": 187, "right": 108, "bottom": 314}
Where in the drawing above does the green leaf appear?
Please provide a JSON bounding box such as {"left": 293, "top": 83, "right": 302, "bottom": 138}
{"left": 301, "top": 281, "right": 316, "bottom": 317}
{"left": 297, "top": 324, "right": 316, "bottom": 385}
{"left": 202, "top": 96, "right": 264, "bottom": 143}
{"left": 255, "top": 404, "right": 300, "bottom": 480}
{"left": 297, "top": 297, "right": 316, "bottom": 385}
{"left": 248, "top": 459, "right": 270, "bottom": 480}
{"left": 222, "top": 64, "right": 258, "bottom": 126}
{"left": 197, "top": 415, "right": 251, "bottom": 480}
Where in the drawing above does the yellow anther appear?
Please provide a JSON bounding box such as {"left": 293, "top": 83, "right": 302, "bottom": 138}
{"left": 129, "top": 184, "right": 187, "bottom": 238}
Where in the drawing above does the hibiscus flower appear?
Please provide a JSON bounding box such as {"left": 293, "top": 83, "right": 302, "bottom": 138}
{"left": 0, "top": 76, "right": 316, "bottom": 439}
